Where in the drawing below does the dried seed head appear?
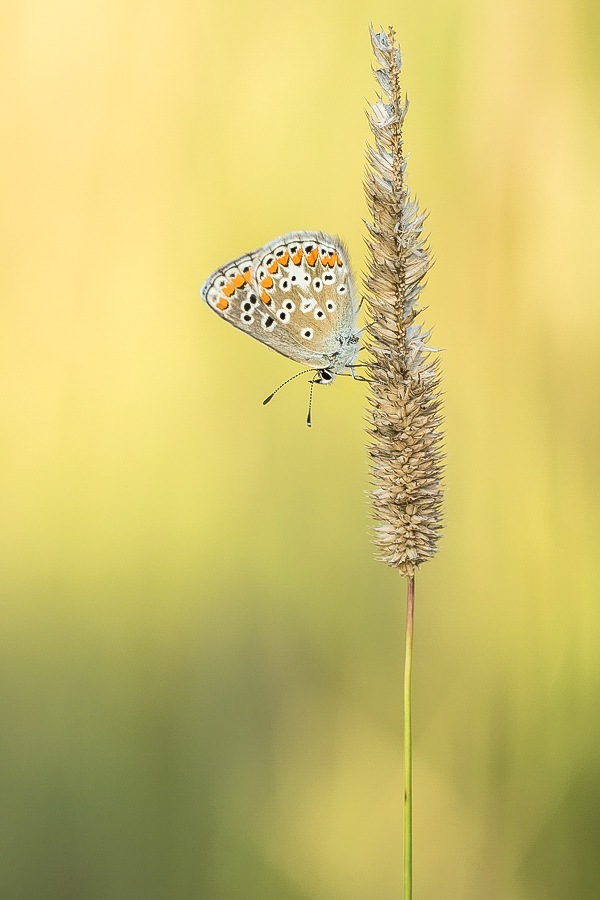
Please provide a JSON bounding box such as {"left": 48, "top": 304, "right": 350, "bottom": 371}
{"left": 365, "top": 26, "right": 445, "bottom": 576}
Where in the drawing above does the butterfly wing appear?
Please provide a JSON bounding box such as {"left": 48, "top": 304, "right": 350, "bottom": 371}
{"left": 201, "top": 231, "right": 360, "bottom": 371}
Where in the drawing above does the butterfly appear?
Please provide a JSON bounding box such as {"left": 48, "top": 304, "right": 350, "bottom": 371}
{"left": 200, "top": 232, "right": 362, "bottom": 419}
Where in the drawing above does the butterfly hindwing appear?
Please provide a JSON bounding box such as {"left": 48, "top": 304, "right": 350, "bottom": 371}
{"left": 201, "top": 231, "right": 360, "bottom": 373}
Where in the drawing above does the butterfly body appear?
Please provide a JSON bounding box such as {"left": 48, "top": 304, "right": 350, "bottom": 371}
{"left": 201, "top": 231, "right": 361, "bottom": 383}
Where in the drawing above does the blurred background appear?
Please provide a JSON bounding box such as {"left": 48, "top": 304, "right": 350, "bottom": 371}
{"left": 1, "top": 0, "right": 599, "bottom": 897}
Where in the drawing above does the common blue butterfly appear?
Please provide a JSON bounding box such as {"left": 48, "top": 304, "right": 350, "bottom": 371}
{"left": 201, "top": 231, "right": 361, "bottom": 390}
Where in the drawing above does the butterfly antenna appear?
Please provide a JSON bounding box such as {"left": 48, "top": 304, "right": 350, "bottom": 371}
{"left": 263, "top": 368, "right": 314, "bottom": 406}
{"left": 306, "top": 373, "right": 317, "bottom": 427}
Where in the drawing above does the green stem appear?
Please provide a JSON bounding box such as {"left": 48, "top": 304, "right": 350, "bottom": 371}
{"left": 404, "top": 573, "right": 415, "bottom": 900}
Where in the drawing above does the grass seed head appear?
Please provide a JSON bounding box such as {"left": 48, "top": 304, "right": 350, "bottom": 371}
{"left": 365, "top": 26, "right": 445, "bottom": 576}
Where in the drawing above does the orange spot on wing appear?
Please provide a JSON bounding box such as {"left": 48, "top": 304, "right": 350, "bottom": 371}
{"left": 216, "top": 297, "right": 229, "bottom": 310}
{"left": 268, "top": 260, "right": 278, "bottom": 274}
{"left": 260, "top": 289, "right": 271, "bottom": 305}
{"left": 232, "top": 273, "right": 245, "bottom": 288}
{"left": 244, "top": 270, "right": 252, "bottom": 283}
{"left": 336, "top": 253, "right": 343, "bottom": 266}
{"left": 291, "top": 248, "right": 303, "bottom": 265}
{"left": 306, "top": 248, "right": 318, "bottom": 266}
{"left": 279, "top": 251, "right": 289, "bottom": 266}
{"left": 261, "top": 276, "right": 274, "bottom": 289}
{"left": 223, "top": 282, "right": 235, "bottom": 297}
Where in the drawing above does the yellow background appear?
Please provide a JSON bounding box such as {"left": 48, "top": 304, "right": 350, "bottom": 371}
{"left": 2, "top": 1, "right": 599, "bottom": 898}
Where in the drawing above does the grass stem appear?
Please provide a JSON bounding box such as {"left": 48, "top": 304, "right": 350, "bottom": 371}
{"left": 404, "top": 574, "right": 415, "bottom": 900}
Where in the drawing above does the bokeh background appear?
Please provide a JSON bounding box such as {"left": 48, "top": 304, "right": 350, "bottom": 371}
{"left": 1, "top": 0, "right": 600, "bottom": 898}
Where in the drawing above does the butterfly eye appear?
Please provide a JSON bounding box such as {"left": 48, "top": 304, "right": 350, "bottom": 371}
{"left": 301, "top": 328, "right": 313, "bottom": 340}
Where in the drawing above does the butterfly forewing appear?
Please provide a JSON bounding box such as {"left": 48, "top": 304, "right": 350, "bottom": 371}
{"left": 201, "top": 231, "right": 360, "bottom": 373}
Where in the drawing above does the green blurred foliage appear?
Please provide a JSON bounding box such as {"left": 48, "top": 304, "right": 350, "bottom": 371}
{"left": 1, "top": 0, "right": 599, "bottom": 898}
